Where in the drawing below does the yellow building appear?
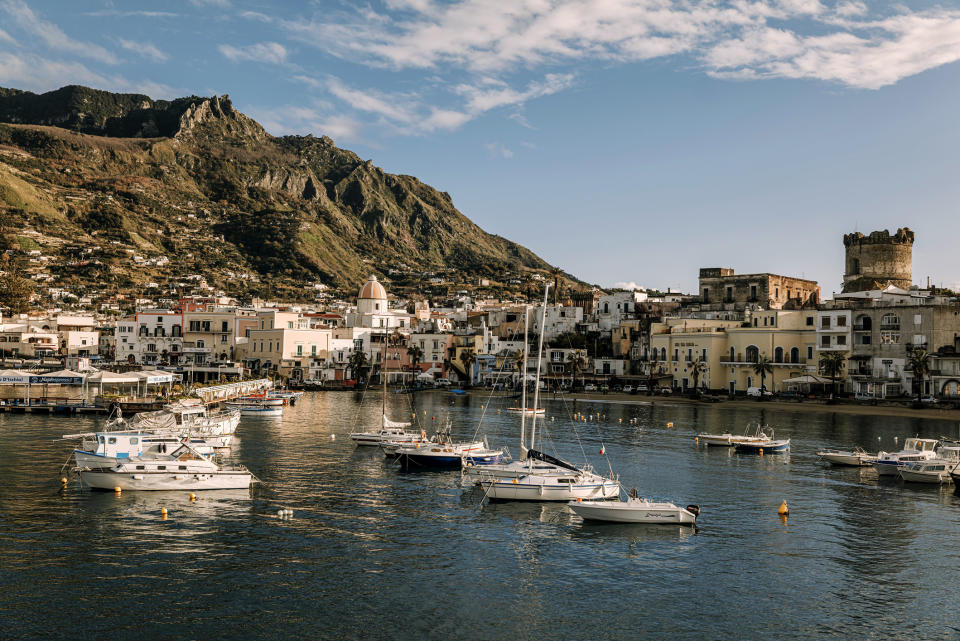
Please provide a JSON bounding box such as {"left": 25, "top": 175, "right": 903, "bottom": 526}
{"left": 650, "top": 310, "right": 817, "bottom": 393}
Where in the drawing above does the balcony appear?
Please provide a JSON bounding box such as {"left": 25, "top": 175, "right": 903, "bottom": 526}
{"left": 852, "top": 324, "right": 870, "bottom": 332}
{"left": 182, "top": 346, "right": 211, "bottom": 353}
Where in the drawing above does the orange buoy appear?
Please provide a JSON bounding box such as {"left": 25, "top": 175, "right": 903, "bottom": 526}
{"left": 778, "top": 500, "right": 789, "bottom": 516}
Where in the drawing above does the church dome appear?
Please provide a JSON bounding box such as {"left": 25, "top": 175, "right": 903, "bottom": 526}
{"left": 358, "top": 274, "right": 387, "bottom": 301}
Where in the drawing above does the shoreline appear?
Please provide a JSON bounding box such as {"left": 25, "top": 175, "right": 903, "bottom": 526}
{"left": 447, "top": 388, "right": 960, "bottom": 422}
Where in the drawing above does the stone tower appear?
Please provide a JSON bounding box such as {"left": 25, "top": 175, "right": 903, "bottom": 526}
{"left": 842, "top": 228, "right": 914, "bottom": 293}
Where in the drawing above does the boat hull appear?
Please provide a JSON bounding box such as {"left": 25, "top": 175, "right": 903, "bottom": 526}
{"left": 734, "top": 440, "right": 790, "bottom": 454}
{"left": 483, "top": 478, "right": 620, "bottom": 501}
{"left": 569, "top": 501, "right": 697, "bottom": 524}
{"left": 79, "top": 469, "right": 252, "bottom": 491}
{"left": 817, "top": 451, "right": 877, "bottom": 466}
{"left": 899, "top": 469, "right": 953, "bottom": 483}
{"left": 874, "top": 461, "right": 907, "bottom": 476}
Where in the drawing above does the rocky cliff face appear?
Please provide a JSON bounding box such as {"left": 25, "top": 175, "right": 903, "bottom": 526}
{"left": 0, "top": 85, "right": 553, "bottom": 300}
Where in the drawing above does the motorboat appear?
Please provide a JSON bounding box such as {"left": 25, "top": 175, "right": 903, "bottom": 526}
{"left": 734, "top": 438, "right": 790, "bottom": 454}
{"left": 898, "top": 445, "right": 960, "bottom": 483}
{"left": 817, "top": 447, "right": 878, "bottom": 467}
{"left": 697, "top": 423, "right": 770, "bottom": 447}
{"left": 873, "top": 438, "right": 939, "bottom": 476}
{"left": 351, "top": 413, "right": 420, "bottom": 447}
{"left": 393, "top": 427, "right": 500, "bottom": 469}
{"left": 225, "top": 400, "right": 283, "bottom": 416}
{"left": 234, "top": 394, "right": 284, "bottom": 407}
{"left": 77, "top": 444, "right": 254, "bottom": 491}
{"left": 67, "top": 430, "right": 218, "bottom": 469}
{"left": 569, "top": 488, "right": 699, "bottom": 525}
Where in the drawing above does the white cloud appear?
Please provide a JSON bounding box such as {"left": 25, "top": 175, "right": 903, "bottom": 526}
{"left": 85, "top": 10, "right": 179, "bottom": 18}
{"left": 0, "top": 0, "right": 118, "bottom": 64}
{"left": 484, "top": 142, "right": 514, "bottom": 158}
{"left": 278, "top": 1, "right": 960, "bottom": 90}
{"left": 613, "top": 281, "right": 644, "bottom": 291}
{"left": 0, "top": 27, "right": 15, "bottom": 44}
{"left": 190, "top": 0, "right": 231, "bottom": 7}
{"left": 248, "top": 104, "right": 363, "bottom": 142}
{"left": 118, "top": 39, "right": 169, "bottom": 63}
{"left": 455, "top": 73, "right": 575, "bottom": 112}
{"left": 219, "top": 42, "right": 287, "bottom": 64}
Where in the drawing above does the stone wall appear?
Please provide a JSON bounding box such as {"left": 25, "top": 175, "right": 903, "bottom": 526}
{"left": 699, "top": 270, "right": 819, "bottom": 310}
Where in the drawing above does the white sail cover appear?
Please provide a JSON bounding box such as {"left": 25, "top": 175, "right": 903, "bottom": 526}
{"left": 129, "top": 409, "right": 178, "bottom": 431}
{"left": 382, "top": 414, "right": 411, "bottom": 429}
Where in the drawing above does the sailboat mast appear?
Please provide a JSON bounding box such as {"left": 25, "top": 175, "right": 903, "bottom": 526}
{"left": 528, "top": 284, "right": 550, "bottom": 453}
{"left": 520, "top": 305, "right": 529, "bottom": 458}
{"left": 381, "top": 329, "right": 387, "bottom": 428}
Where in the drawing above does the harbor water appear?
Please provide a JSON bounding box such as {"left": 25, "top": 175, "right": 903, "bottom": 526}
{"left": 2, "top": 392, "right": 960, "bottom": 640}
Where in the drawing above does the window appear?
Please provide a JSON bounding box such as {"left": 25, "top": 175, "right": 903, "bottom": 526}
{"left": 837, "top": 316, "right": 847, "bottom": 327}
{"left": 790, "top": 347, "right": 800, "bottom": 363}
{"left": 108, "top": 437, "right": 117, "bottom": 444}
{"left": 129, "top": 438, "right": 139, "bottom": 445}
{"left": 190, "top": 321, "right": 201, "bottom": 331}
{"left": 774, "top": 347, "right": 783, "bottom": 362}
{"left": 821, "top": 316, "right": 831, "bottom": 329}
{"left": 880, "top": 331, "right": 900, "bottom": 345}
{"left": 881, "top": 314, "right": 900, "bottom": 330}
{"left": 807, "top": 346, "right": 813, "bottom": 359}
{"left": 157, "top": 465, "right": 166, "bottom": 470}
{"left": 750, "top": 285, "right": 757, "bottom": 300}
{"left": 222, "top": 321, "right": 229, "bottom": 332}
{"left": 673, "top": 349, "right": 678, "bottom": 362}
{"left": 702, "top": 288, "right": 710, "bottom": 303}
{"left": 252, "top": 342, "right": 256, "bottom": 353}
{"left": 837, "top": 336, "right": 846, "bottom": 346}
{"left": 821, "top": 336, "right": 830, "bottom": 348}
{"left": 288, "top": 321, "right": 294, "bottom": 329}
{"left": 221, "top": 335, "right": 228, "bottom": 343}
{"left": 311, "top": 345, "right": 317, "bottom": 356}
{"left": 686, "top": 348, "right": 692, "bottom": 362}
{"left": 136, "top": 465, "right": 145, "bottom": 470}
{"left": 806, "top": 317, "right": 814, "bottom": 326}
{"left": 702, "top": 348, "right": 707, "bottom": 361}
{"left": 197, "top": 340, "right": 205, "bottom": 349}
{"left": 297, "top": 345, "right": 303, "bottom": 356}
{"left": 179, "top": 465, "right": 187, "bottom": 470}
{"left": 914, "top": 314, "right": 922, "bottom": 326}
{"left": 726, "top": 287, "right": 733, "bottom": 302}
{"left": 746, "top": 346, "right": 759, "bottom": 362}
{"left": 729, "top": 347, "right": 735, "bottom": 362}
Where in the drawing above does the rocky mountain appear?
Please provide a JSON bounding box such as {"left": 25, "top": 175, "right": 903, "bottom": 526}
{"left": 0, "top": 85, "right": 556, "bottom": 305}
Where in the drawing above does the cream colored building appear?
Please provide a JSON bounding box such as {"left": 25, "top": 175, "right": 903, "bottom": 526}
{"left": 650, "top": 310, "right": 818, "bottom": 393}
{"left": 237, "top": 310, "right": 332, "bottom": 381}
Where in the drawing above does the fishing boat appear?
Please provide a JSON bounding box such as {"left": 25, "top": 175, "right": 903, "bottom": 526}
{"left": 817, "top": 447, "right": 878, "bottom": 467}
{"left": 898, "top": 445, "right": 960, "bottom": 483}
{"left": 697, "top": 423, "right": 770, "bottom": 447}
{"left": 873, "top": 438, "right": 939, "bottom": 476}
{"left": 463, "top": 285, "right": 619, "bottom": 501}
{"left": 77, "top": 443, "right": 254, "bottom": 491}
{"left": 569, "top": 488, "right": 699, "bottom": 524}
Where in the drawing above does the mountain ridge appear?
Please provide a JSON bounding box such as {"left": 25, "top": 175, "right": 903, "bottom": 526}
{"left": 0, "top": 85, "right": 561, "bottom": 305}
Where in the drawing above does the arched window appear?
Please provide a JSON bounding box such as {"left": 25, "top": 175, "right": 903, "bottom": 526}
{"left": 774, "top": 347, "right": 784, "bottom": 363}
{"left": 603, "top": 302, "right": 609, "bottom": 314}
{"left": 729, "top": 347, "right": 735, "bottom": 362}
{"left": 857, "top": 315, "right": 872, "bottom": 331}
{"left": 745, "top": 345, "right": 759, "bottom": 363}
{"left": 790, "top": 347, "right": 800, "bottom": 363}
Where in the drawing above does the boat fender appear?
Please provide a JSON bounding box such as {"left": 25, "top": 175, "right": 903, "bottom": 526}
{"left": 686, "top": 504, "right": 701, "bottom": 517}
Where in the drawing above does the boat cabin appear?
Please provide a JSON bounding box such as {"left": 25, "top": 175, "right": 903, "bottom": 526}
{"left": 903, "top": 438, "right": 938, "bottom": 452}
{"left": 93, "top": 432, "right": 149, "bottom": 459}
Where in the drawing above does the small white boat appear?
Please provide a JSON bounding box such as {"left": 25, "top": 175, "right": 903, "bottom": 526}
{"left": 817, "top": 447, "right": 878, "bottom": 467}
{"left": 874, "top": 438, "right": 939, "bottom": 476}
{"left": 898, "top": 445, "right": 960, "bottom": 483}
{"left": 569, "top": 491, "right": 700, "bottom": 525}
{"left": 351, "top": 414, "right": 420, "bottom": 446}
{"left": 67, "top": 430, "right": 218, "bottom": 469}
{"left": 78, "top": 444, "right": 254, "bottom": 491}
{"left": 506, "top": 407, "right": 545, "bottom": 416}
{"left": 225, "top": 400, "right": 283, "bottom": 416}
{"left": 697, "top": 423, "right": 770, "bottom": 447}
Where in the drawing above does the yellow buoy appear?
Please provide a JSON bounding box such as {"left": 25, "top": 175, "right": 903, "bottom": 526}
{"left": 160, "top": 507, "right": 168, "bottom": 520}
{"left": 189, "top": 493, "right": 197, "bottom": 501}
{"left": 759, "top": 448, "right": 764, "bottom": 456}
{"left": 666, "top": 422, "right": 674, "bottom": 428}
{"left": 60, "top": 477, "right": 67, "bottom": 485}
{"left": 114, "top": 486, "right": 122, "bottom": 494}
{"left": 778, "top": 500, "right": 789, "bottom": 516}
{"left": 694, "top": 437, "right": 699, "bottom": 443}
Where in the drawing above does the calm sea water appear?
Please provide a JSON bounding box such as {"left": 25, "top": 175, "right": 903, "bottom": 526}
{"left": 2, "top": 392, "right": 960, "bottom": 640}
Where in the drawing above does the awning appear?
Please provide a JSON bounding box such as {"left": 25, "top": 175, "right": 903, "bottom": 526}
{"left": 31, "top": 369, "right": 85, "bottom": 385}
{"left": 0, "top": 370, "right": 32, "bottom": 384}
{"left": 86, "top": 371, "right": 141, "bottom": 384}
{"left": 781, "top": 374, "right": 832, "bottom": 384}
{"left": 135, "top": 370, "right": 174, "bottom": 384}
{"left": 416, "top": 372, "right": 435, "bottom": 380}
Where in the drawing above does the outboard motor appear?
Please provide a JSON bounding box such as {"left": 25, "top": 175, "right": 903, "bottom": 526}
{"left": 686, "top": 504, "right": 701, "bottom": 518}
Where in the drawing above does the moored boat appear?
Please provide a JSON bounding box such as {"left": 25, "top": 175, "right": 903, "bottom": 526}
{"left": 225, "top": 400, "right": 283, "bottom": 416}
{"left": 506, "top": 407, "right": 545, "bottom": 416}
{"left": 817, "top": 447, "right": 878, "bottom": 467}
{"left": 697, "top": 423, "right": 770, "bottom": 447}
{"left": 898, "top": 445, "right": 960, "bottom": 483}
{"left": 77, "top": 444, "right": 254, "bottom": 491}
{"left": 873, "top": 438, "right": 939, "bottom": 476}
{"left": 734, "top": 438, "right": 790, "bottom": 454}
{"left": 569, "top": 490, "right": 699, "bottom": 525}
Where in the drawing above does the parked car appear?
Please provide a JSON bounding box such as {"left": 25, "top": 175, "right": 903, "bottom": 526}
{"left": 635, "top": 385, "right": 649, "bottom": 393}
{"left": 584, "top": 384, "right": 597, "bottom": 392}
{"left": 434, "top": 378, "right": 452, "bottom": 387}
{"left": 746, "top": 387, "right": 773, "bottom": 397}
{"left": 622, "top": 385, "right": 633, "bottom": 394}
{"left": 854, "top": 393, "right": 875, "bottom": 401}
{"left": 920, "top": 395, "right": 938, "bottom": 404}
{"left": 658, "top": 386, "right": 673, "bottom": 395}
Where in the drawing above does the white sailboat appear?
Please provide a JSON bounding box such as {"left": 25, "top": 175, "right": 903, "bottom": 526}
{"left": 350, "top": 331, "right": 421, "bottom": 446}
{"left": 463, "top": 286, "right": 619, "bottom": 501}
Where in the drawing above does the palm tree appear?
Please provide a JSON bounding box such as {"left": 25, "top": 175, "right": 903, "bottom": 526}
{"left": 689, "top": 358, "right": 707, "bottom": 396}
{"left": 906, "top": 348, "right": 931, "bottom": 404}
{"left": 818, "top": 351, "right": 847, "bottom": 402}
{"left": 550, "top": 266, "right": 564, "bottom": 304}
{"left": 348, "top": 350, "right": 368, "bottom": 383}
{"left": 646, "top": 359, "right": 660, "bottom": 396}
{"left": 751, "top": 354, "right": 773, "bottom": 399}
{"left": 459, "top": 348, "right": 476, "bottom": 387}
{"left": 567, "top": 351, "right": 586, "bottom": 390}
{"left": 407, "top": 344, "right": 423, "bottom": 372}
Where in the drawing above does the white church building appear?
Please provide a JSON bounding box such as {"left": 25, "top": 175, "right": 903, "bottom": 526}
{"left": 344, "top": 275, "right": 413, "bottom": 330}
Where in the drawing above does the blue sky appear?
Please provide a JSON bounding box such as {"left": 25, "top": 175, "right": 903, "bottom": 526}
{"left": 2, "top": 1, "right": 960, "bottom": 294}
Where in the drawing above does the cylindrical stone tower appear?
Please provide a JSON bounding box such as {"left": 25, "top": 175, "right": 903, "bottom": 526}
{"left": 842, "top": 228, "right": 914, "bottom": 293}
